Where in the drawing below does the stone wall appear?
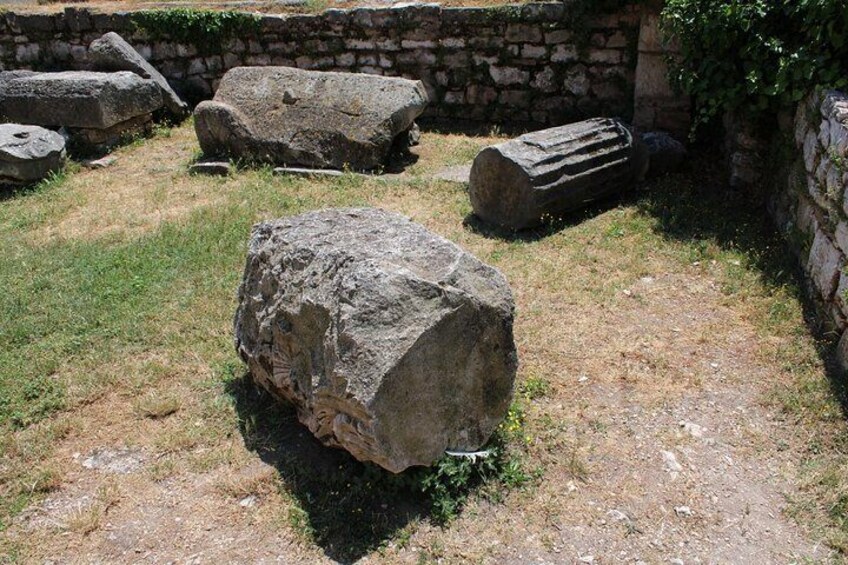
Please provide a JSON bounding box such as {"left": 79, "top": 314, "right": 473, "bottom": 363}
{"left": 0, "top": 3, "right": 661, "bottom": 126}
{"left": 632, "top": 5, "right": 688, "bottom": 139}
{"left": 770, "top": 90, "right": 848, "bottom": 362}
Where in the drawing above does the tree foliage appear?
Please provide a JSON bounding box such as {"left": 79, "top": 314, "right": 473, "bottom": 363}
{"left": 662, "top": 0, "right": 848, "bottom": 131}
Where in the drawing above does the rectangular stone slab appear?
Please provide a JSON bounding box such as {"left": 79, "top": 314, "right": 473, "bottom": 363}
{"left": 0, "top": 70, "right": 163, "bottom": 130}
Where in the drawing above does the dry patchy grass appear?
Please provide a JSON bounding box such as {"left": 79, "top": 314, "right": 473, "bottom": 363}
{"left": 1, "top": 122, "right": 847, "bottom": 563}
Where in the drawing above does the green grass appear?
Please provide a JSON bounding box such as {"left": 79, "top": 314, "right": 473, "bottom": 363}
{"left": 0, "top": 157, "right": 527, "bottom": 549}
{"left": 1, "top": 129, "right": 848, "bottom": 559}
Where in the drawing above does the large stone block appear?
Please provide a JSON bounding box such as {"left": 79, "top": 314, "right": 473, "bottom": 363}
{"left": 234, "top": 208, "right": 517, "bottom": 473}
{"left": 0, "top": 123, "right": 65, "bottom": 185}
{"left": 88, "top": 32, "right": 187, "bottom": 118}
{"left": 469, "top": 118, "right": 648, "bottom": 230}
{"left": 0, "top": 70, "right": 162, "bottom": 129}
{"left": 194, "top": 67, "right": 428, "bottom": 170}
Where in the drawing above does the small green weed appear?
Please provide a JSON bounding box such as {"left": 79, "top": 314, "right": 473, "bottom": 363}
{"left": 520, "top": 375, "right": 550, "bottom": 400}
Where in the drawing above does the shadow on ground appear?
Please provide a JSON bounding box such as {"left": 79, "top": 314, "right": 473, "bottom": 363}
{"left": 419, "top": 117, "right": 537, "bottom": 138}
{"left": 225, "top": 372, "right": 428, "bottom": 563}
{"left": 462, "top": 193, "right": 627, "bottom": 243}
{"left": 635, "top": 151, "right": 848, "bottom": 417}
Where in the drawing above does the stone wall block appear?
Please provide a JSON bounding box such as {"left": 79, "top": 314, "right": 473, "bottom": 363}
{"left": 177, "top": 44, "right": 198, "bottom": 58}
{"left": 5, "top": 13, "right": 21, "bottom": 35}
{"left": 245, "top": 54, "right": 271, "bottom": 66}
{"left": 797, "top": 194, "right": 820, "bottom": 237}
{"left": 69, "top": 44, "right": 87, "bottom": 63}
{"left": 48, "top": 40, "right": 71, "bottom": 61}
{"left": 563, "top": 66, "right": 590, "bottom": 97}
{"left": 345, "top": 38, "right": 375, "bottom": 50}
{"left": 441, "top": 37, "right": 465, "bottom": 49}
{"left": 223, "top": 53, "right": 241, "bottom": 69}
{"left": 505, "top": 23, "right": 542, "bottom": 44}
{"left": 830, "top": 120, "right": 848, "bottom": 157}
{"left": 815, "top": 157, "right": 830, "bottom": 187}
{"left": 520, "top": 2, "right": 565, "bottom": 22}
{"left": 15, "top": 43, "right": 39, "bottom": 64}
{"left": 91, "top": 13, "right": 113, "bottom": 31}
{"left": 809, "top": 230, "right": 844, "bottom": 301}
{"left": 187, "top": 57, "right": 206, "bottom": 75}
{"left": 466, "top": 84, "right": 497, "bottom": 105}
{"left": 545, "top": 30, "right": 572, "bottom": 45}
{"left": 336, "top": 52, "right": 355, "bottom": 67}
{"left": 64, "top": 8, "right": 91, "bottom": 33}
{"left": 804, "top": 130, "right": 821, "bottom": 174}
{"left": 588, "top": 49, "right": 622, "bottom": 65}
{"left": 819, "top": 118, "right": 831, "bottom": 148}
{"left": 551, "top": 44, "right": 577, "bottom": 63}
{"left": 606, "top": 31, "right": 628, "bottom": 49}
{"left": 808, "top": 176, "right": 830, "bottom": 211}
{"left": 205, "top": 55, "right": 223, "bottom": 72}
{"left": 19, "top": 14, "right": 55, "bottom": 34}
{"left": 530, "top": 66, "right": 556, "bottom": 92}
{"left": 827, "top": 164, "right": 843, "bottom": 202}
{"left": 489, "top": 66, "right": 529, "bottom": 86}
{"left": 223, "top": 38, "right": 246, "bottom": 54}
{"left": 442, "top": 51, "right": 469, "bottom": 68}
{"left": 521, "top": 44, "right": 547, "bottom": 59}
{"left": 152, "top": 42, "right": 176, "bottom": 61}
{"left": 443, "top": 90, "right": 465, "bottom": 104}
{"left": 498, "top": 90, "right": 531, "bottom": 108}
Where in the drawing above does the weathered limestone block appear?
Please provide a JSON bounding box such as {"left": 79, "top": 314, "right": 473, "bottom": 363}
{"left": 804, "top": 129, "right": 821, "bottom": 174}
{"left": 835, "top": 222, "right": 848, "bottom": 256}
{"left": 808, "top": 229, "right": 843, "bottom": 301}
{"left": 469, "top": 118, "right": 648, "bottom": 230}
{"left": 88, "top": 32, "right": 187, "bottom": 118}
{"left": 822, "top": 90, "right": 848, "bottom": 122}
{"left": 235, "top": 208, "right": 517, "bottom": 473}
{"left": 0, "top": 70, "right": 162, "bottom": 129}
{"left": 797, "top": 194, "right": 820, "bottom": 237}
{"left": 70, "top": 113, "right": 155, "bottom": 151}
{"left": 194, "top": 67, "right": 428, "bottom": 170}
{"left": 0, "top": 123, "right": 65, "bottom": 185}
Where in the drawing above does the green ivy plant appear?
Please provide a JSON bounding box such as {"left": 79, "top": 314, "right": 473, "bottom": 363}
{"left": 661, "top": 0, "right": 848, "bottom": 134}
{"left": 131, "top": 8, "right": 261, "bottom": 54}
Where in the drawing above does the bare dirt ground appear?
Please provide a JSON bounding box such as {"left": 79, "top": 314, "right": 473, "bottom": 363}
{"left": 1, "top": 123, "right": 845, "bottom": 563}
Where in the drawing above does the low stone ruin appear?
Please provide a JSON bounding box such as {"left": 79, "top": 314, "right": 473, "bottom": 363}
{"left": 0, "top": 124, "right": 66, "bottom": 186}
{"left": 234, "top": 208, "right": 517, "bottom": 473}
{"left": 0, "top": 70, "right": 163, "bottom": 151}
{"left": 0, "top": 31, "right": 186, "bottom": 156}
{"left": 194, "top": 67, "right": 429, "bottom": 171}
{"left": 641, "top": 131, "right": 687, "bottom": 178}
{"left": 469, "top": 118, "right": 649, "bottom": 230}
{"left": 89, "top": 31, "right": 188, "bottom": 120}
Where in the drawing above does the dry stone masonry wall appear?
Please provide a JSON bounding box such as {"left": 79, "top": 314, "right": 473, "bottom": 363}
{"left": 0, "top": 4, "right": 646, "bottom": 126}
{"left": 770, "top": 90, "right": 848, "bottom": 363}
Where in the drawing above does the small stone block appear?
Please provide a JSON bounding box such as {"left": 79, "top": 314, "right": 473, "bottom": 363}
{"left": 189, "top": 161, "right": 232, "bottom": 176}
{"left": 273, "top": 167, "right": 344, "bottom": 178}
{"left": 81, "top": 156, "right": 116, "bottom": 169}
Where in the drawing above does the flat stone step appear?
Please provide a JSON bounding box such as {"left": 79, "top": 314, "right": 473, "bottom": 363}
{"left": 272, "top": 166, "right": 344, "bottom": 178}
{"left": 189, "top": 161, "right": 232, "bottom": 176}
